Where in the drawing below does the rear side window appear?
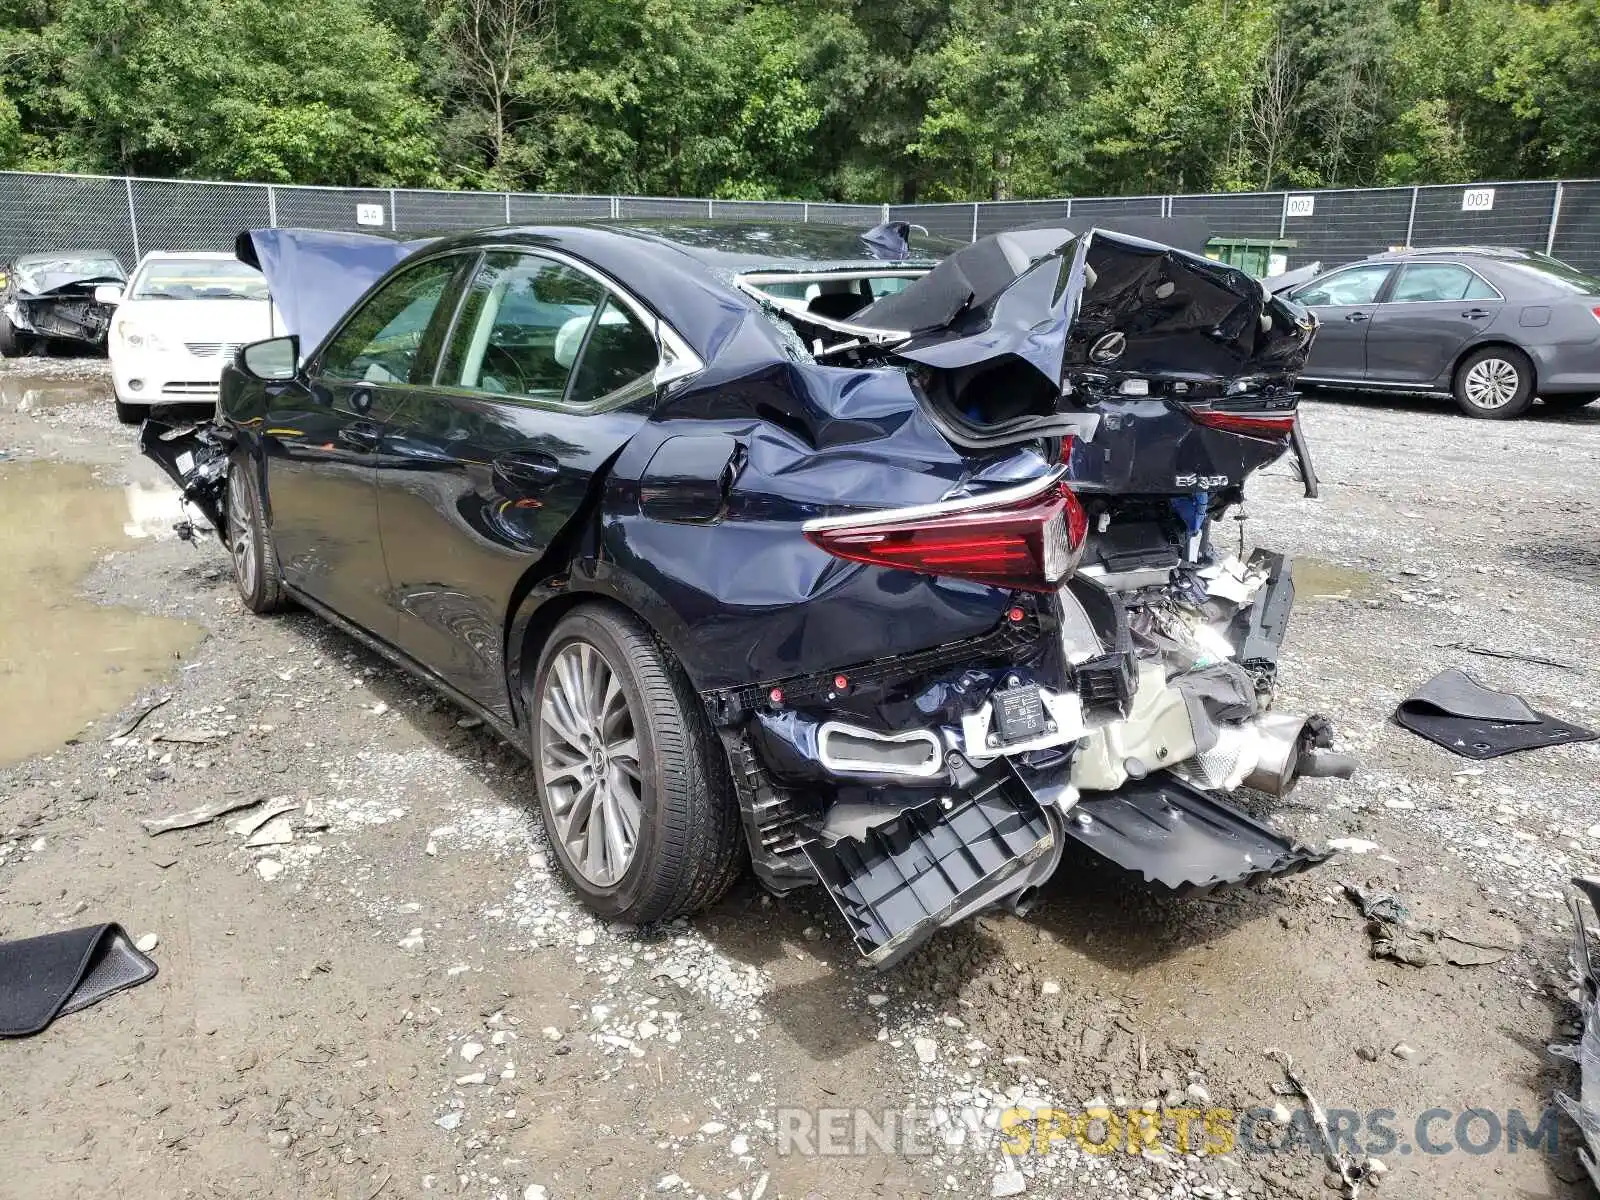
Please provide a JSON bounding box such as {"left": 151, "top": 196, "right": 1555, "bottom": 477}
{"left": 1389, "top": 264, "right": 1497, "bottom": 303}
{"left": 320, "top": 257, "right": 461, "bottom": 385}
{"left": 1292, "top": 264, "right": 1393, "bottom": 307}
{"left": 1506, "top": 253, "right": 1600, "bottom": 295}
{"left": 441, "top": 252, "right": 658, "bottom": 407}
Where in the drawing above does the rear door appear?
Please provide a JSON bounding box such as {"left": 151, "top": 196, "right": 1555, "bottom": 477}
{"left": 261, "top": 253, "right": 468, "bottom": 639}
{"left": 1290, "top": 263, "right": 1396, "bottom": 382}
{"left": 374, "top": 250, "right": 663, "bottom": 715}
{"left": 1364, "top": 262, "right": 1505, "bottom": 386}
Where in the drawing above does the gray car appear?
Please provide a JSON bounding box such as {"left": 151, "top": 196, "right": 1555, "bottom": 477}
{"left": 1278, "top": 246, "right": 1600, "bottom": 419}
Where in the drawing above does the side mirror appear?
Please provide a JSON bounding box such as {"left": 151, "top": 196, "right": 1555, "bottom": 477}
{"left": 239, "top": 335, "right": 300, "bottom": 381}
{"left": 94, "top": 284, "right": 124, "bottom": 305}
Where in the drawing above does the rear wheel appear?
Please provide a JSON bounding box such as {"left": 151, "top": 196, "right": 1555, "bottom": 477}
{"left": 1452, "top": 346, "right": 1535, "bottom": 419}
{"left": 227, "top": 461, "right": 286, "bottom": 613}
{"left": 0, "top": 313, "right": 34, "bottom": 358}
{"left": 531, "top": 605, "right": 742, "bottom": 923}
{"left": 1541, "top": 394, "right": 1598, "bottom": 413}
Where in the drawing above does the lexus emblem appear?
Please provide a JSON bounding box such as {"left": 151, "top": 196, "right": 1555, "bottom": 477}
{"left": 1090, "top": 331, "right": 1126, "bottom": 364}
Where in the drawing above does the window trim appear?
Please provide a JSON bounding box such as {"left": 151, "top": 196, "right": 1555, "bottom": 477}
{"left": 1290, "top": 263, "right": 1396, "bottom": 308}
{"left": 426, "top": 245, "right": 699, "bottom": 415}
{"left": 1383, "top": 259, "right": 1505, "bottom": 305}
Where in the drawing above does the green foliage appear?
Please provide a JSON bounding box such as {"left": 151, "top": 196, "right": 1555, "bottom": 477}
{"left": 0, "top": 0, "right": 1593, "bottom": 197}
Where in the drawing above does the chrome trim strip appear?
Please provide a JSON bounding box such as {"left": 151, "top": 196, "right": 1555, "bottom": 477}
{"left": 801, "top": 464, "right": 1069, "bottom": 534}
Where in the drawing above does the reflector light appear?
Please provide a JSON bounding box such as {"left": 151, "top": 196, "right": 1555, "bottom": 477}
{"left": 804, "top": 474, "right": 1087, "bottom": 593}
{"left": 1187, "top": 408, "right": 1297, "bottom": 437}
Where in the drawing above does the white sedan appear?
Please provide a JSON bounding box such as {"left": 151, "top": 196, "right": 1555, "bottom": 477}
{"left": 101, "top": 251, "right": 274, "bottom": 423}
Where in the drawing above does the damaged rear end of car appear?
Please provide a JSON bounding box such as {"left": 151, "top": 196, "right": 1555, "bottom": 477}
{"left": 703, "top": 226, "right": 1354, "bottom": 966}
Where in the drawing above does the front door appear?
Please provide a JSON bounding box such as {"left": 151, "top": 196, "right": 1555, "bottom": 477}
{"left": 374, "top": 250, "right": 661, "bottom": 715}
{"left": 261, "top": 253, "right": 468, "bottom": 640}
{"left": 1364, "top": 262, "right": 1506, "bottom": 385}
{"left": 1291, "top": 263, "right": 1396, "bottom": 382}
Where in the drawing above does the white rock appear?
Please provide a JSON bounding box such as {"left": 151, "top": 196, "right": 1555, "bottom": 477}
{"left": 460, "top": 1042, "right": 485, "bottom": 1063}
{"left": 524, "top": 1186, "right": 548, "bottom": 1200}
{"left": 255, "top": 859, "right": 284, "bottom": 881}
{"left": 730, "top": 1133, "right": 750, "bottom": 1156}
{"left": 434, "top": 1111, "right": 462, "bottom": 1131}
{"left": 1392, "top": 1043, "right": 1417, "bottom": 1060}
{"left": 1327, "top": 838, "right": 1381, "bottom": 855}
{"left": 491, "top": 1030, "right": 513, "bottom": 1046}
{"left": 991, "top": 1167, "right": 1027, "bottom": 1196}
{"left": 245, "top": 817, "right": 294, "bottom": 847}
{"left": 1366, "top": 1158, "right": 1388, "bottom": 1177}
{"left": 656, "top": 1177, "right": 682, "bottom": 1193}
{"left": 576, "top": 928, "right": 597, "bottom": 947}
{"left": 914, "top": 1037, "right": 939, "bottom": 1065}
{"left": 699, "top": 1121, "right": 727, "bottom": 1135}
{"left": 455, "top": 1072, "right": 487, "bottom": 1085}
{"left": 1270, "top": 1103, "right": 1294, "bottom": 1124}
{"left": 134, "top": 933, "right": 159, "bottom": 953}
{"left": 638, "top": 1020, "right": 659, "bottom": 1039}
{"left": 397, "top": 929, "right": 425, "bottom": 952}
{"left": 1185, "top": 1082, "right": 1211, "bottom": 1105}
{"left": 1039, "top": 981, "right": 1061, "bottom": 996}
{"left": 866, "top": 993, "right": 890, "bottom": 1008}
{"left": 541, "top": 1026, "right": 563, "bottom": 1041}
{"left": 750, "top": 1174, "right": 768, "bottom": 1200}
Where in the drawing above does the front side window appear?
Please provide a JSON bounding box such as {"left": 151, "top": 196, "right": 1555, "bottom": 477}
{"left": 1389, "top": 264, "right": 1497, "bottom": 303}
{"left": 441, "top": 253, "right": 659, "bottom": 407}
{"left": 319, "top": 256, "right": 461, "bottom": 385}
{"left": 133, "top": 259, "right": 268, "bottom": 301}
{"left": 1292, "top": 264, "right": 1393, "bottom": 307}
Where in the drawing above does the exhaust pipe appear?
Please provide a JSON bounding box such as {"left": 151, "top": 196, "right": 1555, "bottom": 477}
{"left": 1242, "top": 712, "right": 1357, "bottom": 796}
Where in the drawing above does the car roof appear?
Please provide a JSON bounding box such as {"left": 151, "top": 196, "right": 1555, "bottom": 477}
{"left": 139, "top": 250, "right": 240, "bottom": 261}
{"left": 1360, "top": 245, "right": 1536, "bottom": 263}
{"left": 429, "top": 219, "right": 954, "bottom": 274}
{"left": 14, "top": 249, "right": 120, "bottom": 266}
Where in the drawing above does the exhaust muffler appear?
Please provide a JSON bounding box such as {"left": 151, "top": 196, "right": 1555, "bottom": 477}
{"left": 1241, "top": 712, "right": 1357, "bottom": 796}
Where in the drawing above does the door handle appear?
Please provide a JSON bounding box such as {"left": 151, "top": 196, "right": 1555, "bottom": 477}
{"left": 338, "top": 420, "right": 382, "bottom": 452}
{"left": 1345, "top": 312, "right": 1370, "bottom": 323}
{"left": 1461, "top": 308, "right": 1491, "bottom": 319}
{"left": 493, "top": 451, "right": 560, "bottom": 491}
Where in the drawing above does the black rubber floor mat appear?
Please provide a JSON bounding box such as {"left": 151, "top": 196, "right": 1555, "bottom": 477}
{"left": 1064, "top": 773, "right": 1331, "bottom": 891}
{"left": 0, "top": 923, "right": 158, "bottom": 1037}
{"left": 1395, "top": 667, "right": 1597, "bottom": 760}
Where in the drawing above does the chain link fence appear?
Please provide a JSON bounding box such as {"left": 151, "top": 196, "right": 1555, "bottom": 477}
{"left": 1, "top": 170, "right": 1596, "bottom": 274}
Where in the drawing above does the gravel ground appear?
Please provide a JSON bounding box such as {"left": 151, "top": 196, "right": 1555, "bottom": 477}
{"left": 2, "top": 356, "right": 1598, "bottom": 1200}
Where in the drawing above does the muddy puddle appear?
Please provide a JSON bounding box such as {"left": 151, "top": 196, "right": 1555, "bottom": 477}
{"left": 0, "top": 373, "right": 110, "bottom": 412}
{"left": 0, "top": 460, "right": 201, "bottom": 765}
{"left": 1295, "top": 556, "right": 1380, "bottom": 600}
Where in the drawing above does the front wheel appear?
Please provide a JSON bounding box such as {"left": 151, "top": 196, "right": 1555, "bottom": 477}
{"left": 1452, "top": 346, "right": 1535, "bottom": 419}
{"left": 0, "top": 313, "right": 33, "bottom": 358}
{"left": 227, "top": 461, "right": 286, "bottom": 613}
{"left": 531, "top": 605, "right": 743, "bottom": 923}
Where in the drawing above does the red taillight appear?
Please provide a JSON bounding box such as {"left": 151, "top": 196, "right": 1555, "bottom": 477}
{"left": 1187, "top": 408, "right": 1297, "bottom": 437}
{"left": 1591, "top": 305, "right": 1600, "bottom": 325}
{"left": 803, "top": 473, "right": 1087, "bottom": 593}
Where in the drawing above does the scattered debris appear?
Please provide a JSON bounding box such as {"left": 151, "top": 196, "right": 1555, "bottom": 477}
{"left": 1395, "top": 667, "right": 1597, "bottom": 759}
{"left": 108, "top": 693, "right": 171, "bottom": 740}
{"left": 1327, "top": 838, "right": 1382, "bottom": 855}
{"left": 255, "top": 859, "right": 284, "bottom": 882}
{"left": 134, "top": 933, "right": 159, "bottom": 953}
{"left": 231, "top": 798, "right": 298, "bottom": 838}
{"left": 141, "top": 795, "right": 262, "bottom": 836}
{"left": 1554, "top": 878, "right": 1600, "bottom": 1190}
{"left": 1266, "top": 1048, "right": 1380, "bottom": 1198}
{"left": 152, "top": 728, "right": 229, "bottom": 745}
{"left": 244, "top": 817, "right": 294, "bottom": 848}
{"left": 1343, "top": 883, "right": 1518, "bottom": 967}
{"left": 1435, "top": 641, "right": 1576, "bottom": 671}
{"left": 460, "top": 1042, "right": 485, "bottom": 1063}
{"left": 913, "top": 1036, "right": 938, "bottom": 1065}
{"left": 434, "top": 1111, "right": 462, "bottom": 1132}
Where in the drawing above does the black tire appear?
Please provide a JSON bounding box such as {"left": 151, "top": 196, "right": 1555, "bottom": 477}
{"left": 114, "top": 399, "right": 144, "bottom": 425}
{"left": 1541, "top": 394, "right": 1598, "bottom": 413}
{"left": 530, "top": 604, "right": 743, "bottom": 923}
{"left": 0, "top": 312, "right": 33, "bottom": 358}
{"left": 227, "top": 460, "right": 287, "bottom": 614}
{"left": 1451, "top": 345, "right": 1535, "bottom": 419}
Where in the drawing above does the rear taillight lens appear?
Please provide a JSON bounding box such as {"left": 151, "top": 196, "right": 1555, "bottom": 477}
{"left": 803, "top": 473, "right": 1087, "bottom": 593}
{"left": 1590, "top": 305, "right": 1600, "bottom": 325}
{"left": 1186, "top": 408, "right": 1297, "bottom": 437}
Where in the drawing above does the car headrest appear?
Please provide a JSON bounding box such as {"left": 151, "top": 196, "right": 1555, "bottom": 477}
{"left": 554, "top": 315, "right": 590, "bottom": 368}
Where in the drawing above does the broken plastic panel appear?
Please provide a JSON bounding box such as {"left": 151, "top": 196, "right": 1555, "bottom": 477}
{"left": 1557, "top": 878, "right": 1600, "bottom": 1190}
{"left": 804, "top": 770, "right": 1055, "bottom": 968}
{"left": 1063, "top": 772, "right": 1332, "bottom": 890}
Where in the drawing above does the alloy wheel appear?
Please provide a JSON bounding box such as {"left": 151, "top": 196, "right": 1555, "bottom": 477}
{"left": 539, "top": 641, "right": 644, "bottom": 886}
{"left": 228, "top": 475, "right": 257, "bottom": 596}
{"left": 1463, "top": 357, "right": 1521, "bottom": 410}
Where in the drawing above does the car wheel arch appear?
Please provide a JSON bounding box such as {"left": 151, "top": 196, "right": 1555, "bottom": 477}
{"left": 1448, "top": 338, "right": 1538, "bottom": 392}
{"left": 504, "top": 568, "right": 702, "bottom": 733}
